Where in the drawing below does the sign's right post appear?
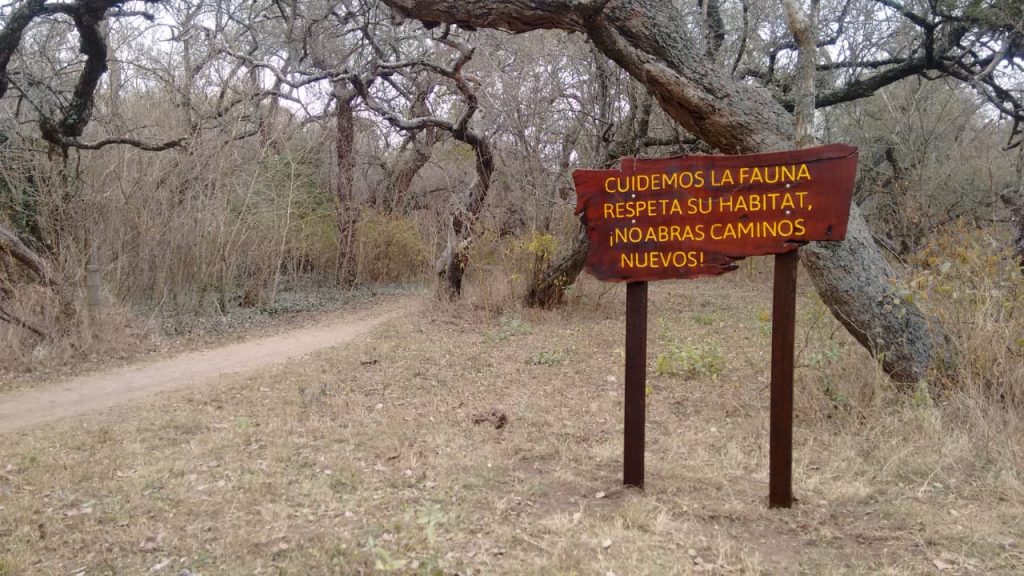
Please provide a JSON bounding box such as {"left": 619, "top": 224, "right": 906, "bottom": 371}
{"left": 769, "top": 249, "right": 799, "bottom": 508}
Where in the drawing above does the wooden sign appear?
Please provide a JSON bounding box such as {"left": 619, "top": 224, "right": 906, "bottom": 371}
{"left": 573, "top": 143, "right": 859, "bottom": 509}
{"left": 573, "top": 144, "right": 858, "bottom": 282}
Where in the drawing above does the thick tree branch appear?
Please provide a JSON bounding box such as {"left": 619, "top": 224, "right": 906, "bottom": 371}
{"left": 384, "top": 0, "right": 585, "bottom": 33}
{"left": 872, "top": 0, "right": 933, "bottom": 31}
{"left": 0, "top": 300, "right": 48, "bottom": 338}
{"left": 58, "top": 135, "right": 189, "bottom": 151}
{"left": 811, "top": 57, "right": 929, "bottom": 109}
{"left": 0, "top": 0, "right": 47, "bottom": 101}
{"left": 0, "top": 222, "right": 61, "bottom": 287}
{"left": 0, "top": 0, "right": 165, "bottom": 151}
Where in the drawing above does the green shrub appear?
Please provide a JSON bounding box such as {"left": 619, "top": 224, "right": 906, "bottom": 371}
{"left": 353, "top": 209, "right": 429, "bottom": 285}
{"left": 486, "top": 311, "right": 529, "bottom": 342}
{"left": 692, "top": 313, "right": 716, "bottom": 326}
{"left": 655, "top": 340, "right": 725, "bottom": 380}
{"left": 528, "top": 348, "right": 568, "bottom": 366}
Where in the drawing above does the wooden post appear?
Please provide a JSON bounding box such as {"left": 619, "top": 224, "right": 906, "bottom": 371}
{"left": 624, "top": 281, "right": 648, "bottom": 488}
{"left": 769, "top": 250, "right": 799, "bottom": 508}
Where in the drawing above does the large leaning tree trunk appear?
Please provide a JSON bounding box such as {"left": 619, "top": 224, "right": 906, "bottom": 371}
{"left": 777, "top": 0, "right": 951, "bottom": 381}
{"left": 382, "top": 0, "right": 952, "bottom": 383}
{"left": 0, "top": 222, "right": 61, "bottom": 288}
{"left": 0, "top": 222, "right": 60, "bottom": 337}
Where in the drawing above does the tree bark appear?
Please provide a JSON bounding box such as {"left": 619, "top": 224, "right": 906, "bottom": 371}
{"left": 0, "top": 300, "right": 47, "bottom": 338}
{"left": 101, "top": 20, "right": 120, "bottom": 121}
{"left": 335, "top": 89, "right": 358, "bottom": 285}
{"left": 778, "top": 0, "right": 945, "bottom": 382}
{"left": 380, "top": 133, "right": 436, "bottom": 214}
{"left": 525, "top": 226, "right": 588, "bottom": 308}
{"left": 380, "top": 84, "right": 439, "bottom": 214}
{"left": 1002, "top": 141, "right": 1024, "bottom": 273}
{"left": 437, "top": 131, "right": 494, "bottom": 299}
{"left": 383, "top": 0, "right": 950, "bottom": 382}
{"left": 780, "top": 0, "right": 817, "bottom": 147}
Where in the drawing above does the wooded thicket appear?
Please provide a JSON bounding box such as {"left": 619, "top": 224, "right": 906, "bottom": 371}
{"left": 0, "top": 0, "right": 1021, "bottom": 387}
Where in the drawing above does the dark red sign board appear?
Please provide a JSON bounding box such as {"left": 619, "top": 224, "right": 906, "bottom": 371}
{"left": 573, "top": 144, "right": 858, "bottom": 282}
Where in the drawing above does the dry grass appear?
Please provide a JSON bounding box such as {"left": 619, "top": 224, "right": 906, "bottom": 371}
{"left": 0, "top": 271, "right": 1022, "bottom": 575}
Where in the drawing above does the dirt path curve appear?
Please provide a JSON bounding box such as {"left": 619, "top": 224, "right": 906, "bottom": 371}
{"left": 0, "top": 297, "right": 416, "bottom": 434}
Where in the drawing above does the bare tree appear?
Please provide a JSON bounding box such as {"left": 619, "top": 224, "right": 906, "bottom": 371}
{"left": 0, "top": 0, "right": 188, "bottom": 335}
{"left": 354, "top": 29, "right": 495, "bottom": 298}
{"left": 525, "top": 47, "right": 697, "bottom": 308}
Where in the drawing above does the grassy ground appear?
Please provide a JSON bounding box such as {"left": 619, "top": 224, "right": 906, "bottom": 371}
{"left": 1, "top": 270, "right": 1021, "bottom": 575}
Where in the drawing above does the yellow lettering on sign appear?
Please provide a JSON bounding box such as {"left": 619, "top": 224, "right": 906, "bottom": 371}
{"left": 605, "top": 164, "right": 813, "bottom": 195}
{"left": 706, "top": 219, "right": 807, "bottom": 240}
{"left": 688, "top": 198, "right": 713, "bottom": 214}
{"left": 715, "top": 192, "right": 816, "bottom": 213}
{"left": 603, "top": 199, "right": 690, "bottom": 219}
{"left": 728, "top": 164, "right": 813, "bottom": 185}
{"left": 602, "top": 171, "right": 706, "bottom": 194}
{"left": 620, "top": 251, "right": 705, "bottom": 269}
{"left": 609, "top": 225, "right": 707, "bottom": 246}
{"left": 712, "top": 170, "right": 734, "bottom": 186}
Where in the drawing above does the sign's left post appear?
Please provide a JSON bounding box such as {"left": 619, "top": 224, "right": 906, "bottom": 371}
{"left": 624, "top": 281, "right": 648, "bottom": 488}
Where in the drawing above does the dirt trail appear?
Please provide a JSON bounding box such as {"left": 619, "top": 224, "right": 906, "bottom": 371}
{"left": 0, "top": 297, "right": 415, "bottom": 434}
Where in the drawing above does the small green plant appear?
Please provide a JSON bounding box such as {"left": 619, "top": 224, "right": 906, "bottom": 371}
{"left": 808, "top": 341, "right": 842, "bottom": 370}
{"left": 371, "top": 545, "right": 410, "bottom": 572}
{"left": 414, "top": 505, "right": 446, "bottom": 545}
{"left": 487, "top": 311, "right": 528, "bottom": 342}
{"left": 755, "top": 309, "right": 772, "bottom": 335}
{"left": 808, "top": 341, "right": 847, "bottom": 409}
{"left": 692, "top": 313, "right": 716, "bottom": 326}
{"left": 654, "top": 340, "right": 725, "bottom": 380}
{"left": 354, "top": 209, "right": 429, "bottom": 285}
{"left": 528, "top": 349, "right": 567, "bottom": 366}
{"left": 912, "top": 380, "right": 934, "bottom": 408}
